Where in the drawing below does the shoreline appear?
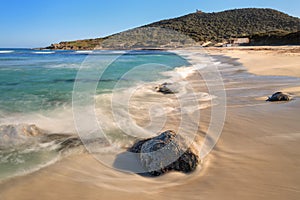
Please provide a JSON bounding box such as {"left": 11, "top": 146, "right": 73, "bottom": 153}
{"left": 206, "top": 46, "right": 300, "bottom": 78}
{"left": 206, "top": 46, "right": 300, "bottom": 96}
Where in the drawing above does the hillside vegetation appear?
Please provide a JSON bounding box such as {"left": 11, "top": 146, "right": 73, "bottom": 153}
{"left": 146, "top": 8, "right": 299, "bottom": 42}
{"left": 249, "top": 31, "right": 300, "bottom": 45}
{"left": 46, "top": 8, "right": 300, "bottom": 50}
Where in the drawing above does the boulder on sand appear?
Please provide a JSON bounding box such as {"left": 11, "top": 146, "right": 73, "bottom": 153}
{"left": 129, "top": 130, "right": 199, "bottom": 176}
{"left": 267, "top": 92, "right": 290, "bottom": 102}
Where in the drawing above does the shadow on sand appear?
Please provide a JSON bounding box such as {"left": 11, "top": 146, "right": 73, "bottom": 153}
{"left": 113, "top": 151, "right": 154, "bottom": 177}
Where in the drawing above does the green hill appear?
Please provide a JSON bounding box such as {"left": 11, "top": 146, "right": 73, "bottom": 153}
{"left": 146, "top": 8, "right": 299, "bottom": 42}
{"left": 46, "top": 8, "right": 300, "bottom": 50}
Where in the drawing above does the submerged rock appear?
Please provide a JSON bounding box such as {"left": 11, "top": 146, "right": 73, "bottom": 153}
{"left": 155, "top": 82, "right": 176, "bottom": 94}
{"left": 57, "top": 137, "right": 83, "bottom": 152}
{"left": 0, "top": 124, "right": 44, "bottom": 147}
{"left": 0, "top": 124, "right": 86, "bottom": 153}
{"left": 0, "top": 124, "right": 44, "bottom": 138}
{"left": 267, "top": 92, "right": 290, "bottom": 102}
{"left": 129, "top": 130, "right": 199, "bottom": 176}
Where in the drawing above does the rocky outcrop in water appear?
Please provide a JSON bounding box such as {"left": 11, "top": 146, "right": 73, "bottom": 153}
{"left": 155, "top": 82, "right": 177, "bottom": 94}
{"left": 267, "top": 92, "right": 290, "bottom": 101}
{"left": 129, "top": 130, "right": 199, "bottom": 176}
{"left": 0, "top": 124, "right": 43, "bottom": 138}
{"left": 0, "top": 124, "right": 44, "bottom": 147}
{"left": 0, "top": 124, "right": 85, "bottom": 153}
{"left": 39, "top": 133, "right": 83, "bottom": 152}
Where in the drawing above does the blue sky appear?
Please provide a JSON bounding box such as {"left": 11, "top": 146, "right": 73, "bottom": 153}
{"left": 0, "top": 0, "right": 299, "bottom": 48}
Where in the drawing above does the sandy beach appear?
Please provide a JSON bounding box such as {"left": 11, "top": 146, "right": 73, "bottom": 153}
{"left": 206, "top": 46, "right": 300, "bottom": 95}
{"left": 1, "top": 46, "right": 300, "bottom": 200}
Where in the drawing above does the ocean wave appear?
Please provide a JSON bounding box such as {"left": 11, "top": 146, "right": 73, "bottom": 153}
{"left": 160, "top": 66, "right": 195, "bottom": 79}
{"left": 0, "top": 152, "right": 61, "bottom": 182}
{"left": 32, "top": 51, "right": 55, "bottom": 54}
{"left": 0, "top": 123, "right": 110, "bottom": 153}
{"left": 46, "top": 63, "right": 80, "bottom": 69}
{"left": 105, "top": 50, "right": 128, "bottom": 54}
{"left": 174, "top": 66, "right": 196, "bottom": 79}
{"left": 75, "top": 50, "right": 128, "bottom": 55}
{"left": 0, "top": 50, "right": 14, "bottom": 54}
{"left": 93, "top": 50, "right": 127, "bottom": 55}
{"left": 75, "top": 50, "right": 94, "bottom": 54}
{"left": 0, "top": 123, "right": 88, "bottom": 181}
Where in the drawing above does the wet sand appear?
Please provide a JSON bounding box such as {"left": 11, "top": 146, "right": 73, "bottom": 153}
{"left": 1, "top": 47, "right": 300, "bottom": 200}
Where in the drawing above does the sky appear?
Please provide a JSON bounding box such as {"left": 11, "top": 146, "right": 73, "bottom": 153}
{"left": 0, "top": 0, "right": 299, "bottom": 48}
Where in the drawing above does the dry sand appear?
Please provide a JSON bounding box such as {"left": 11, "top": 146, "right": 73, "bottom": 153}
{"left": 206, "top": 46, "right": 300, "bottom": 78}
{"left": 1, "top": 46, "right": 300, "bottom": 200}
{"left": 206, "top": 46, "right": 300, "bottom": 95}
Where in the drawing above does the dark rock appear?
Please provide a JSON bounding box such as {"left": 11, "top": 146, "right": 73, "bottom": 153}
{"left": 56, "top": 137, "right": 83, "bottom": 152}
{"left": 129, "top": 138, "right": 151, "bottom": 153}
{"left": 129, "top": 130, "right": 199, "bottom": 176}
{"left": 41, "top": 134, "right": 109, "bottom": 153}
{"left": 155, "top": 82, "right": 176, "bottom": 94}
{"left": 39, "top": 134, "right": 83, "bottom": 152}
{"left": 267, "top": 92, "right": 290, "bottom": 102}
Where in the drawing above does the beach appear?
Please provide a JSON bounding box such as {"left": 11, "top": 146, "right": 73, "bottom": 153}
{"left": 0, "top": 46, "right": 300, "bottom": 200}
{"left": 206, "top": 46, "right": 300, "bottom": 95}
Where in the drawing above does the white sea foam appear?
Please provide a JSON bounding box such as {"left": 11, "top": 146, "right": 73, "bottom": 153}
{"left": 48, "top": 63, "right": 80, "bottom": 69}
{"left": 0, "top": 107, "right": 77, "bottom": 135}
{"left": 75, "top": 50, "right": 94, "bottom": 54}
{"left": 161, "top": 66, "right": 193, "bottom": 79}
{"left": 75, "top": 50, "right": 128, "bottom": 55}
{"left": 33, "top": 51, "right": 55, "bottom": 54}
{"left": 0, "top": 50, "right": 14, "bottom": 54}
{"left": 174, "top": 66, "right": 196, "bottom": 79}
{"left": 100, "top": 50, "right": 127, "bottom": 54}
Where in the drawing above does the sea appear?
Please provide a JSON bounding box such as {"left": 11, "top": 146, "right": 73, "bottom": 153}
{"left": 0, "top": 48, "right": 210, "bottom": 181}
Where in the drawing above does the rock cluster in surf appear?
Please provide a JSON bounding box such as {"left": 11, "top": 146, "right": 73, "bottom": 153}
{"left": 155, "top": 82, "right": 178, "bottom": 94}
{"left": 129, "top": 130, "right": 199, "bottom": 176}
{"left": 267, "top": 92, "right": 290, "bottom": 101}
{"left": 0, "top": 124, "right": 84, "bottom": 152}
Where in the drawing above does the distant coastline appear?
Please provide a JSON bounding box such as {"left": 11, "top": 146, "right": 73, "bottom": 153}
{"left": 43, "top": 8, "right": 300, "bottom": 50}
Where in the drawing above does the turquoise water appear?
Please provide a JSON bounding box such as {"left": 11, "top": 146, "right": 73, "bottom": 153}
{"left": 0, "top": 49, "right": 188, "bottom": 114}
{"left": 0, "top": 48, "right": 189, "bottom": 180}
